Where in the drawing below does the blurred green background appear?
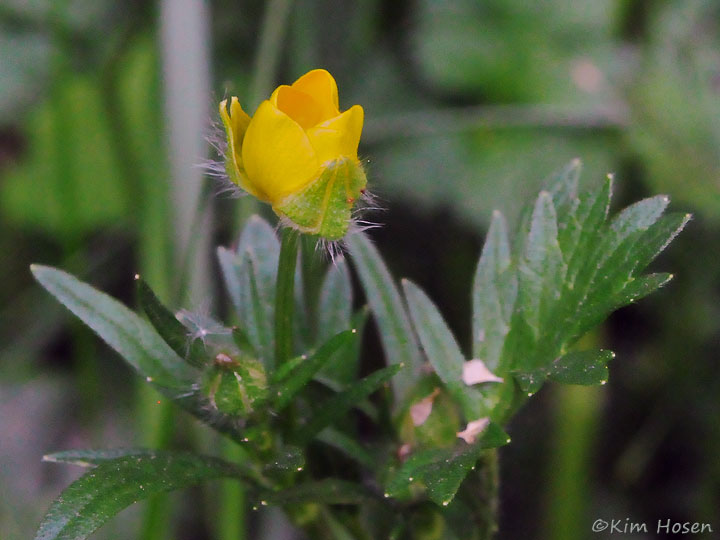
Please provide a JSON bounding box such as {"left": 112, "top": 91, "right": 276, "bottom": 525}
{"left": 1, "top": 0, "right": 718, "bottom": 538}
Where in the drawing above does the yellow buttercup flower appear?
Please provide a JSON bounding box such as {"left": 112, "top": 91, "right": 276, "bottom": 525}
{"left": 219, "top": 69, "right": 367, "bottom": 240}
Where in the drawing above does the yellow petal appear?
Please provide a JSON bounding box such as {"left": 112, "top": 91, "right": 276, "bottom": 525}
{"left": 229, "top": 96, "right": 251, "bottom": 143}
{"left": 271, "top": 85, "right": 325, "bottom": 130}
{"left": 242, "top": 100, "right": 319, "bottom": 203}
{"left": 305, "top": 105, "right": 364, "bottom": 164}
{"left": 290, "top": 69, "right": 340, "bottom": 122}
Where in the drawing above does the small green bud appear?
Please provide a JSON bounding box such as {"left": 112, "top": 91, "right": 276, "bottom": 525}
{"left": 202, "top": 352, "right": 268, "bottom": 416}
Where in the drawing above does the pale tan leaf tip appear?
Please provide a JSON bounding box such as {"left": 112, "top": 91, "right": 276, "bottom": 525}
{"left": 409, "top": 388, "right": 440, "bottom": 426}
{"left": 457, "top": 417, "right": 490, "bottom": 444}
{"left": 462, "top": 359, "right": 503, "bottom": 385}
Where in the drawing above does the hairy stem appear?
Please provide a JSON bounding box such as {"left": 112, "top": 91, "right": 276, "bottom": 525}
{"left": 275, "top": 228, "right": 300, "bottom": 367}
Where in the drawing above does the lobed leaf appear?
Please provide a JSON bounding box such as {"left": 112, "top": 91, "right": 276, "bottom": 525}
{"left": 385, "top": 422, "right": 509, "bottom": 506}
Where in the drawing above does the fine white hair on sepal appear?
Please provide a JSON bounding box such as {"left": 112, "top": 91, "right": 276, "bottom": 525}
{"left": 199, "top": 115, "right": 247, "bottom": 199}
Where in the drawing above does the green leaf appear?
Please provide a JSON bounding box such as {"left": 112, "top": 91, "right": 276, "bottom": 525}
{"left": 547, "top": 350, "right": 614, "bottom": 386}
{"left": 518, "top": 191, "right": 567, "bottom": 338}
{"left": 36, "top": 451, "right": 259, "bottom": 540}
{"left": 512, "top": 370, "right": 547, "bottom": 395}
{"left": 346, "top": 232, "right": 422, "bottom": 404}
{"left": 31, "top": 266, "right": 256, "bottom": 443}
{"left": 562, "top": 175, "right": 612, "bottom": 288}
{"left": 264, "top": 446, "right": 305, "bottom": 473}
{"left": 296, "top": 364, "right": 401, "bottom": 445}
{"left": 261, "top": 479, "right": 371, "bottom": 506}
{"left": 549, "top": 159, "right": 582, "bottom": 215}
{"left": 31, "top": 265, "right": 194, "bottom": 388}
{"left": 513, "top": 350, "right": 614, "bottom": 389}
{"left": 316, "top": 428, "right": 375, "bottom": 468}
{"left": 273, "top": 330, "right": 356, "bottom": 410}
{"left": 403, "top": 279, "right": 488, "bottom": 419}
{"left": 403, "top": 280, "right": 463, "bottom": 383}
{"left": 385, "top": 422, "right": 509, "bottom": 506}
{"left": 612, "top": 273, "right": 673, "bottom": 307}
{"left": 472, "top": 210, "right": 516, "bottom": 372}
{"left": 136, "top": 277, "right": 206, "bottom": 368}
{"left": 317, "top": 256, "right": 353, "bottom": 342}
{"left": 218, "top": 216, "right": 280, "bottom": 366}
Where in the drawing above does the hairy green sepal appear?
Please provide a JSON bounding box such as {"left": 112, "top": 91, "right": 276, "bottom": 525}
{"left": 202, "top": 353, "right": 268, "bottom": 416}
{"left": 275, "top": 157, "right": 367, "bottom": 241}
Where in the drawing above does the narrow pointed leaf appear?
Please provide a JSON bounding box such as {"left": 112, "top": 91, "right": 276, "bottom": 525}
{"left": 273, "top": 330, "right": 356, "bottom": 410}
{"left": 518, "top": 192, "right": 566, "bottom": 336}
{"left": 612, "top": 273, "right": 673, "bottom": 307}
{"left": 548, "top": 350, "right": 614, "bottom": 386}
{"left": 35, "top": 451, "right": 259, "bottom": 540}
{"left": 403, "top": 279, "right": 489, "bottom": 418}
{"left": 137, "top": 278, "right": 206, "bottom": 368}
{"left": 403, "top": 279, "right": 463, "bottom": 382}
{"left": 31, "top": 265, "right": 194, "bottom": 388}
{"left": 347, "top": 233, "right": 421, "bottom": 403}
{"left": 317, "top": 256, "right": 353, "bottom": 342}
{"left": 296, "top": 364, "right": 401, "bottom": 445}
{"left": 471, "top": 210, "right": 516, "bottom": 371}
{"left": 261, "top": 479, "right": 371, "bottom": 506}
{"left": 548, "top": 158, "right": 581, "bottom": 217}
{"left": 316, "top": 428, "right": 375, "bottom": 468}
{"left": 563, "top": 175, "right": 612, "bottom": 287}
{"left": 217, "top": 216, "right": 280, "bottom": 365}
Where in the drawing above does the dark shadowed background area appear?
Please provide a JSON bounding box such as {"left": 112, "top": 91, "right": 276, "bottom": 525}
{"left": 1, "top": 0, "right": 719, "bottom": 538}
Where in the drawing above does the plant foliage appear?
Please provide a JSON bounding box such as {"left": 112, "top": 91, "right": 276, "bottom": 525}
{"left": 32, "top": 161, "right": 686, "bottom": 539}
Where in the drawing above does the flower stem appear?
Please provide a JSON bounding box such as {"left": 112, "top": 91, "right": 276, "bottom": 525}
{"left": 275, "top": 228, "right": 300, "bottom": 367}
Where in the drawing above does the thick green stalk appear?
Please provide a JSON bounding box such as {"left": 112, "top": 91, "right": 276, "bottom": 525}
{"left": 275, "top": 228, "right": 300, "bottom": 367}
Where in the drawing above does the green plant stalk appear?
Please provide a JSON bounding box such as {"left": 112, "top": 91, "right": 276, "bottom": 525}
{"left": 275, "top": 228, "right": 300, "bottom": 367}
{"left": 218, "top": 439, "right": 247, "bottom": 540}
{"left": 546, "top": 385, "right": 601, "bottom": 540}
